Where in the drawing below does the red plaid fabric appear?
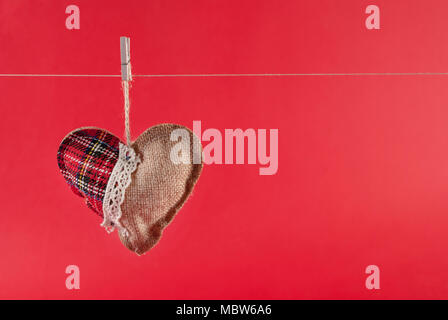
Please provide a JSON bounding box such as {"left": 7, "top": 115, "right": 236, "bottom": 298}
{"left": 57, "top": 128, "right": 121, "bottom": 217}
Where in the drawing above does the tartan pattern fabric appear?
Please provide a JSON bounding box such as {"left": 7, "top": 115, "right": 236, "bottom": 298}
{"left": 57, "top": 128, "right": 121, "bottom": 217}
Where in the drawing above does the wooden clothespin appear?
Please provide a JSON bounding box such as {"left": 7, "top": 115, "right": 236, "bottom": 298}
{"left": 120, "top": 37, "right": 132, "bottom": 81}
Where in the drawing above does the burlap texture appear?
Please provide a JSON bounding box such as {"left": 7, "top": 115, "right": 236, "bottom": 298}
{"left": 119, "top": 124, "right": 203, "bottom": 255}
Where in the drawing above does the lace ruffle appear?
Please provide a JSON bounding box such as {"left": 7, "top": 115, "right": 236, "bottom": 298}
{"left": 101, "top": 142, "right": 140, "bottom": 236}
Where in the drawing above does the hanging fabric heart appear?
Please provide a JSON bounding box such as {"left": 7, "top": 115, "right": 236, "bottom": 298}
{"left": 56, "top": 37, "right": 203, "bottom": 255}
{"left": 57, "top": 125, "right": 203, "bottom": 255}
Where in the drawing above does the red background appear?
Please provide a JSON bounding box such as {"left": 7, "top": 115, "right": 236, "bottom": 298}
{"left": 1, "top": 0, "right": 448, "bottom": 299}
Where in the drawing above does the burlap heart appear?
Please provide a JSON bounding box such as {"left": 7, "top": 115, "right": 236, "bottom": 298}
{"left": 57, "top": 124, "right": 202, "bottom": 255}
{"left": 119, "top": 124, "right": 203, "bottom": 255}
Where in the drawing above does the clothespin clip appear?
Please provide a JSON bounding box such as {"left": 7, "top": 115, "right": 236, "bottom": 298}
{"left": 120, "top": 37, "right": 132, "bottom": 81}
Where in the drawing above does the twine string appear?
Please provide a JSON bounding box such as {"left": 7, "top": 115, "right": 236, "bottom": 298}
{"left": 122, "top": 80, "right": 131, "bottom": 146}
{"left": 4, "top": 72, "right": 448, "bottom": 77}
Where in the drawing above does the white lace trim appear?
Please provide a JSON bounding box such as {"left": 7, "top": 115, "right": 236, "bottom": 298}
{"left": 101, "top": 142, "right": 140, "bottom": 236}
